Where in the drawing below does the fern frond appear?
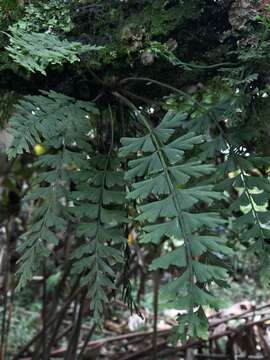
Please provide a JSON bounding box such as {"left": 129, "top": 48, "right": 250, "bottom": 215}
{"left": 7, "top": 90, "right": 97, "bottom": 158}
{"left": 120, "top": 110, "right": 231, "bottom": 340}
{"left": 6, "top": 29, "right": 102, "bottom": 75}
{"left": 71, "top": 153, "right": 126, "bottom": 322}
{"left": 16, "top": 147, "right": 69, "bottom": 290}
{"left": 8, "top": 91, "right": 98, "bottom": 289}
{"left": 218, "top": 148, "right": 270, "bottom": 256}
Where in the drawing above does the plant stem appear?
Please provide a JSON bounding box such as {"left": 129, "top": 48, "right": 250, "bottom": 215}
{"left": 64, "top": 290, "right": 87, "bottom": 360}
{"left": 152, "top": 268, "right": 160, "bottom": 360}
{"left": 77, "top": 324, "right": 96, "bottom": 360}
{"left": 42, "top": 261, "right": 49, "bottom": 360}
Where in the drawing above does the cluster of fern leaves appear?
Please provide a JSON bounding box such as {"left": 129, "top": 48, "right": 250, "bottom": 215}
{"left": 7, "top": 90, "right": 232, "bottom": 340}
{"left": 4, "top": 0, "right": 270, "bottom": 345}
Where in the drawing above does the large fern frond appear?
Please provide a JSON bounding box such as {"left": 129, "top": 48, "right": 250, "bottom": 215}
{"left": 120, "top": 110, "right": 232, "bottom": 340}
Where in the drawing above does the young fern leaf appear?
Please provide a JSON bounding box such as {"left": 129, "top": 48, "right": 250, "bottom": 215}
{"left": 71, "top": 153, "right": 126, "bottom": 323}
{"left": 120, "top": 111, "right": 231, "bottom": 340}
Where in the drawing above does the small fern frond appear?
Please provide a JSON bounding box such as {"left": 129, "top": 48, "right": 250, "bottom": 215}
{"left": 218, "top": 147, "right": 270, "bottom": 256}
{"left": 16, "top": 148, "right": 69, "bottom": 290}
{"left": 71, "top": 153, "right": 126, "bottom": 322}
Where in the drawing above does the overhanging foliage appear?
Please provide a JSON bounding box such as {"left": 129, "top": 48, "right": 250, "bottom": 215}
{"left": 0, "top": 0, "right": 270, "bottom": 350}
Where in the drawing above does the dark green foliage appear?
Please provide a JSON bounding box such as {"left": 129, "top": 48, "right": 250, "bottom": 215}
{"left": 8, "top": 91, "right": 126, "bottom": 323}
{"left": 12, "top": 0, "right": 74, "bottom": 33}
{"left": 2, "top": 0, "right": 270, "bottom": 346}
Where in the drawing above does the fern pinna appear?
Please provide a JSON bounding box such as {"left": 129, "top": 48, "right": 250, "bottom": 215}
{"left": 120, "top": 110, "right": 232, "bottom": 340}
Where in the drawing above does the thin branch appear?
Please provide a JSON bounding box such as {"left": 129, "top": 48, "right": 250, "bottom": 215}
{"left": 64, "top": 290, "right": 87, "bottom": 360}
{"left": 152, "top": 268, "right": 160, "bottom": 360}
{"left": 77, "top": 324, "right": 97, "bottom": 360}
